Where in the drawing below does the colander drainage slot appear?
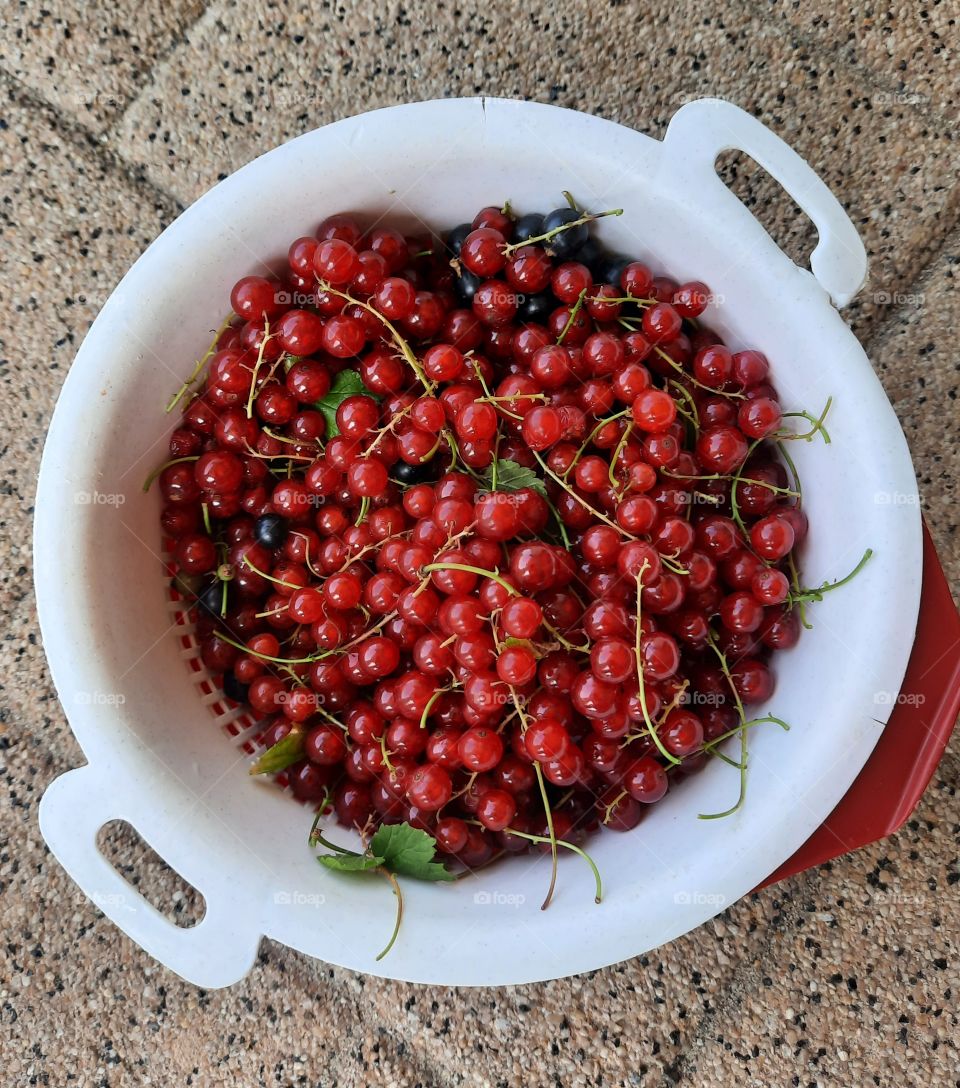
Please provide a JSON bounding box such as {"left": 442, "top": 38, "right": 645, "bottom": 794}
{"left": 96, "top": 820, "right": 206, "bottom": 930}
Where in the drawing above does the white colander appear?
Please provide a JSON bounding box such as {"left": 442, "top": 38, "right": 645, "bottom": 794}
{"left": 36, "top": 97, "right": 920, "bottom": 988}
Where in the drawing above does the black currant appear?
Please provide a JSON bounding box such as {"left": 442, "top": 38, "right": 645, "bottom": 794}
{"left": 542, "top": 207, "right": 588, "bottom": 258}
{"left": 198, "top": 579, "right": 224, "bottom": 617}
{"left": 254, "top": 513, "right": 285, "bottom": 549}
{"left": 575, "top": 236, "right": 602, "bottom": 271}
{"left": 453, "top": 267, "right": 482, "bottom": 304}
{"left": 222, "top": 672, "right": 249, "bottom": 703}
{"left": 594, "top": 253, "right": 632, "bottom": 287}
{"left": 392, "top": 459, "right": 437, "bottom": 485}
{"left": 519, "top": 292, "right": 554, "bottom": 323}
{"left": 445, "top": 223, "right": 472, "bottom": 256}
{"left": 513, "top": 212, "right": 545, "bottom": 243}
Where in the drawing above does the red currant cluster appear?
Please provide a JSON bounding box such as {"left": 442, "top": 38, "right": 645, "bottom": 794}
{"left": 157, "top": 200, "right": 815, "bottom": 878}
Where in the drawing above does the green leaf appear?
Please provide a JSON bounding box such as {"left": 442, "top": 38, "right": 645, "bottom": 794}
{"left": 482, "top": 458, "right": 547, "bottom": 498}
{"left": 249, "top": 730, "right": 304, "bottom": 775}
{"left": 318, "top": 853, "right": 385, "bottom": 873}
{"left": 314, "top": 369, "right": 377, "bottom": 438}
{"left": 370, "top": 822, "right": 456, "bottom": 882}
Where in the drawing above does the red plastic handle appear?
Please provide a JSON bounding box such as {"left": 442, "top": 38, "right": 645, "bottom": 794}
{"left": 758, "top": 522, "right": 960, "bottom": 888}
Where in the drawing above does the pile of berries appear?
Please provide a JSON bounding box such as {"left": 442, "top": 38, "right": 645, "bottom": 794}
{"left": 157, "top": 199, "right": 813, "bottom": 878}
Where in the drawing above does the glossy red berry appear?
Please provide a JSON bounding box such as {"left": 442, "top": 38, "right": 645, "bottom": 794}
{"left": 314, "top": 239, "right": 361, "bottom": 284}
{"left": 458, "top": 728, "right": 504, "bottom": 772}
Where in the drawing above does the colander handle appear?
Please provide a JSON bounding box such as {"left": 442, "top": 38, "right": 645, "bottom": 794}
{"left": 660, "top": 98, "right": 867, "bottom": 309}
{"left": 39, "top": 765, "right": 262, "bottom": 989}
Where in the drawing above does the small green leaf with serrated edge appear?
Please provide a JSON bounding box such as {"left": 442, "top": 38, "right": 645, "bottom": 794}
{"left": 318, "top": 853, "right": 384, "bottom": 873}
{"left": 481, "top": 458, "right": 547, "bottom": 497}
{"left": 249, "top": 730, "right": 304, "bottom": 775}
{"left": 314, "top": 369, "right": 378, "bottom": 437}
{"left": 370, "top": 823, "right": 457, "bottom": 881}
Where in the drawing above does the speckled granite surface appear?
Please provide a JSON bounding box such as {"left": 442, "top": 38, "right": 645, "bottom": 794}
{"left": 1, "top": 2, "right": 958, "bottom": 1085}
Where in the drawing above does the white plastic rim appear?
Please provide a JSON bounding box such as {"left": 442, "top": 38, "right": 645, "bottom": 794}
{"left": 36, "top": 97, "right": 921, "bottom": 988}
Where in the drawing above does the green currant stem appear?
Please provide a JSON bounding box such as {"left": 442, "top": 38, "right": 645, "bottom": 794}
{"left": 418, "top": 687, "right": 445, "bottom": 730}
{"left": 363, "top": 402, "right": 415, "bottom": 456}
{"left": 729, "top": 436, "right": 769, "bottom": 540}
{"left": 664, "top": 469, "right": 798, "bottom": 500}
{"left": 142, "top": 455, "right": 199, "bottom": 492}
{"left": 697, "top": 632, "right": 749, "bottom": 820}
{"left": 439, "top": 432, "right": 474, "bottom": 484}
{"left": 557, "top": 287, "right": 587, "bottom": 346}
{"left": 667, "top": 380, "right": 701, "bottom": 436}
{"left": 355, "top": 495, "right": 370, "bottom": 527}
{"left": 262, "top": 426, "right": 317, "bottom": 449}
{"left": 599, "top": 789, "right": 625, "bottom": 825}
{"left": 498, "top": 826, "right": 603, "bottom": 904}
{"left": 241, "top": 446, "right": 314, "bottom": 464}
{"left": 634, "top": 567, "right": 682, "bottom": 766}
{"left": 200, "top": 502, "right": 212, "bottom": 535}
{"left": 542, "top": 619, "right": 590, "bottom": 654}
{"left": 608, "top": 422, "right": 634, "bottom": 492}
{"left": 316, "top": 706, "right": 349, "bottom": 733}
{"left": 215, "top": 630, "right": 320, "bottom": 665}
{"left": 652, "top": 346, "right": 745, "bottom": 400}
{"left": 561, "top": 190, "right": 578, "bottom": 211}
{"left": 422, "top": 562, "right": 518, "bottom": 595}
{"left": 776, "top": 441, "right": 803, "bottom": 508}
{"left": 335, "top": 533, "right": 405, "bottom": 574}
{"left": 702, "top": 714, "right": 790, "bottom": 760}
{"left": 307, "top": 800, "right": 334, "bottom": 846}
{"left": 166, "top": 312, "right": 234, "bottom": 413}
{"left": 531, "top": 449, "right": 636, "bottom": 540}
{"left": 655, "top": 678, "right": 689, "bottom": 727}
{"left": 440, "top": 430, "right": 485, "bottom": 485}
{"left": 587, "top": 294, "right": 657, "bottom": 307}
{"left": 317, "top": 279, "right": 436, "bottom": 395}
{"left": 379, "top": 731, "right": 395, "bottom": 773}
{"left": 476, "top": 393, "right": 549, "bottom": 405}
{"left": 476, "top": 398, "right": 533, "bottom": 423}
{"left": 548, "top": 499, "right": 572, "bottom": 549}
{"left": 242, "top": 555, "right": 302, "bottom": 590}
{"left": 779, "top": 397, "right": 833, "bottom": 444}
{"left": 245, "top": 316, "right": 273, "bottom": 419}
{"left": 255, "top": 606, "right": 288, "bottom": 619}
{"left": 311, "top": 828, "right": 358, "bottom": 855}
{"left": 374, "top": 869, "right": 404, "bottom": 962}
{"left": 660, "top": 554, "right": 690, "bottom": 576}
{"left": 502, "top": 206, "right": 623, "bottom": 258}
{"left": 789, "top": 548, "right": 873, "bottom": 607}
{"left": 317, "top": 786, "right": 334, "bottom": 819}
{"left": 470, "top": 361, "right": 524, "bottom": 423}
{"left": 468, "top": 353, "right": 493, "bottom": 398}
{"left": 532, "top": 761, "right": 560, "bottom": 910}
{"left": 787, "top": 551, "right": 811, "bottom": 630}
{"left": 338, "top": 611, "right": 398, "bottom": 653}
{"left": 504, "top": 683, "right": 558, "bottom": 909}
{"left": 561, "top": 410, "right": 631, "bottom": 481}
{"left": 307, "top": 802, "right": 330, "bottom": 844}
